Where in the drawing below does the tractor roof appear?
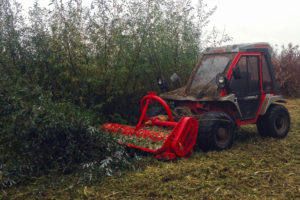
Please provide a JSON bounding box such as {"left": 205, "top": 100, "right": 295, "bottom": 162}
{"left": 204, "top": 42, "right": 272, "bottom": 55}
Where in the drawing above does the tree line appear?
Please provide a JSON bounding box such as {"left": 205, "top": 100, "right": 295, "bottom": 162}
{"left": 0, "top": 0, "right": 231, "bottom": 187}
{"left": 0, "top": 0, "right": 230, "bottom": 121}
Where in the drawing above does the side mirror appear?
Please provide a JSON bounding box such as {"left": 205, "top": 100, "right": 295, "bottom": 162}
{"left": 157, "top": 76, "right": 169, "bottom": 92}
{"left": 216, "top": 73, "right": 227, "bottom": 89}
{"left": 232, "top": 66, "right": 241, "bottom": 79}
{"left": 170, "top": 73, "right": 179, "bottom": 83}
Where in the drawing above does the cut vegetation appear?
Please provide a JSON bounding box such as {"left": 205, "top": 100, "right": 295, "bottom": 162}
{"left": 1, "top": 0, "right": 300, "bottom": 199}
{"left": 1, "top": 99, "right": 299, "bottom": 200}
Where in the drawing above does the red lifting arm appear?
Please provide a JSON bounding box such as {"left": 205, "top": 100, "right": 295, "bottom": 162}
{"left": 136, "top": 92, "right": 174, "bottom": 130}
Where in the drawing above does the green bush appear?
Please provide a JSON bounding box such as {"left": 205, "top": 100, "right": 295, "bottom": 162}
{"left": 0, "top": 79, "right": 134, "bottom": 188}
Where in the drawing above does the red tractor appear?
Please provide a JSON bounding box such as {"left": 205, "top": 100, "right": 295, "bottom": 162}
{"left": 102, "top": 42, "right": 290, "bottom": 160}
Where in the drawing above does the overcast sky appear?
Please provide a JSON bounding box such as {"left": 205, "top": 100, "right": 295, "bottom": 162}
{"left": 208, "top": 0, "right": 300, "bottom": 47}
{"left": 21, "top": 0, "right": 300, "bottom": 47}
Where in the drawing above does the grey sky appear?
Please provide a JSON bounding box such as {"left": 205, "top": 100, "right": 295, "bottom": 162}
{"left": 208, "top": 0, "right": 300, "bottom": 47}
{"left": 21, "top": 0, "right": 300, "bottom": 47}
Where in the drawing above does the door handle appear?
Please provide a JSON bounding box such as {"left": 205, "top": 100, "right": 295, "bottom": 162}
{"left": 243, "top": 95, "right": 258, "bottom": 100}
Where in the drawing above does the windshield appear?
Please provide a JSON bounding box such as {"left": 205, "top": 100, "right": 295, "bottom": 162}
{"left": 190, "top": 53, "right": 235, "bottom": 90}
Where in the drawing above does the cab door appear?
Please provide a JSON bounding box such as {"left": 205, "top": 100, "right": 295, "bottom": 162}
{"left": 229, "top": 53, "right": 262, "bottom": 120}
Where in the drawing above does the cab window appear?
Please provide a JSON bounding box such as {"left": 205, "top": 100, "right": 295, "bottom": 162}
{"left": 261, "top": 55, "right": 273, "bottom": 93}
{"left": 230, "top": 55, "right": 261, "bottom": 96}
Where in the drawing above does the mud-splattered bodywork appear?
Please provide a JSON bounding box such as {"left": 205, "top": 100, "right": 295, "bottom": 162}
{"left": 159, "top": 42, "right": 284, "bottom": 123}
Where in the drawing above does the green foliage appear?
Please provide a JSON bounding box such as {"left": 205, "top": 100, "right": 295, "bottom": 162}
{"left": 1, "top": 0, "right": 231, "bottom": 122}
{"left": 0, "top": 0, "right": 231, "bottom": 189}
{"left": 0, "top": 75, "right": 133, "bottom": 188}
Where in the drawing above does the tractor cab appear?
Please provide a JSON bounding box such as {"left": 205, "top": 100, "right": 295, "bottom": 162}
{"left": 161, "top": 43, "right": 277, "bottom": 121}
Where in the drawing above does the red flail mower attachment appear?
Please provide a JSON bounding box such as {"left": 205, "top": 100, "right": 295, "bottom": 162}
{"left": 101, "top": 92, "right": 198, "bottom": 160}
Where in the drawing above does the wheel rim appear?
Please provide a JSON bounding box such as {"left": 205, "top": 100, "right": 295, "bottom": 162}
{"left": 216, "top": 127, "right": 230, "bottom": 146}
{"left": 274, "top": 114, "right": 288, "bottom": 135}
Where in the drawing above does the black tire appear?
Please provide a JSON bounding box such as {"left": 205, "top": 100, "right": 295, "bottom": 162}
{"left": 196, "top": 111, "right": 235, "bottom": 151}
{"left": 256, "top": 104, "right": 290, "bottom": 138}
{"left": 256, "top": 115, "right": 268, "bottom": 137}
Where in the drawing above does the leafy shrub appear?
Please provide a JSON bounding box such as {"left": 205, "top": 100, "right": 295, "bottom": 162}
{"left": 1, "top": 0, "right": 232, "bottom": 125}
{"left": 0, "top": 78, "right": 134, "bottom": 188}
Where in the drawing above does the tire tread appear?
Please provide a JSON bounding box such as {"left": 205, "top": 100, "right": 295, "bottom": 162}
{"left": 197, "top": 111, "right": 234, "bottom": 151}
{"left": 256, "top": 104, "right": 290, "bottom": 138}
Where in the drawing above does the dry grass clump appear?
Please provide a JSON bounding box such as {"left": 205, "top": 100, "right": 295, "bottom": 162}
{"left": 1, "top": 99, "right": 300, "bottom": 200}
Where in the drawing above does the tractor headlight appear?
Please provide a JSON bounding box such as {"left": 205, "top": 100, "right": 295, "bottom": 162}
{"left": 216, "top": 74, "right": 227, "bottom": 89}
{"left": 218, "top": 76, "right": 225, "bottom": 84}
{"left": 158, "top": 78, "right": 163, "bottom": 85}
{"left": 157, "top": 76, "right": 169, "bottom": 91}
